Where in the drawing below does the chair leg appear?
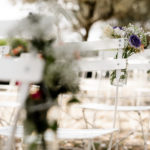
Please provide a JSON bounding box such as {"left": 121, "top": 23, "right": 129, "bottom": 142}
{"left": 137, "top": 111, "right": 148, "bottom": 150}
{"left": 92, "top": 111, "right": 97, "bottom": 128}
{"left": 91, "top": 140, "right": 96, "bottom": 150}
{"left": 147, "top": 112, "right": 150, "bottom": 144}
{"left": 5, "top": 83, "right": 29, "bottom": 150}
{"left": 87, "top": 140, "right": 92, "bottom": 150}
{"left": 82, "top": 109, "right": 88, "bottom": 128}
{"left": 87, "top": 140, "right": 96, "bottom": 150}
{"left": 113, "top": 130, "right": 134, "bottom": 149}
{"left": 9, "top": 109, "right": 16, "bottom": 124}
{"left": 107, "top": 85, "right": 120, "bottom": 150}
{"left": 115, "top": 143, "right": 119, "bottom": 150}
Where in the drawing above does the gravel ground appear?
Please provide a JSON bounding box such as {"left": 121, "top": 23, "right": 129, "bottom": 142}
{"left": 0, "top": 77, "right": 150, "bottom": 150}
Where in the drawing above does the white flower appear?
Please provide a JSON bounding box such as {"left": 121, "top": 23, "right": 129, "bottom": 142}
{"left": 114, "top": 27, "right": 125, "bottom": 37}
{"left": 102, "top": 25, "right": 113, "bottom": 38}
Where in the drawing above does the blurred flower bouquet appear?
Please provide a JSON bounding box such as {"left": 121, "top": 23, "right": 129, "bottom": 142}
{"left": 103, "top": 23, "right": 148, "bottom": 86}
{"left": 10, "top": 38, "right": 28, "bottom": 57}
{"left": 15, "top": 14, "right": 80, "bottom": 150}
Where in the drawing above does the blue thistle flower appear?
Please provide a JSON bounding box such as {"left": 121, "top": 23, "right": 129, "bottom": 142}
{"left": 129, "top": 35, "right": 141, "bottom": 48}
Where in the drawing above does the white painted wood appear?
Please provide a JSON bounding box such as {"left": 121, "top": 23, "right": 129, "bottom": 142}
{"left": 0, "top": 126, "right": 118, "bottom": 140}
{"left": 56, "top": 38, "right": 124, "bottom": 51}
{"left": 0, "top": 91, "right": 17, "bottom": 96}
{"left": 0, "top": 57, "right": 44, "bottom": 82}
{"left": 128, "top": 63, "right": 150, "bottom": 70}
{"left": 0, "top": 85, "right": 17, "bottom": 90}
{"left": 78, "top": 58, "right": 150, "bottom": 71}
{"left": 98, "top": 49, "right": 150, "bottom": 58}
{"left": 0, "top": 101, "right": 20, "bottom": 107}
{"left": 107, "top": 47, "right": 123, "bottom": 150}
{"left": 79, "top": 104, "right": 150, "bottom": 111}
{"left": 0, "top": 55, "right": 45, "bottom": 150}
{"left": 53, "top": 128, "right": 118, "bottom": 140}
{"left": 78, "top": 59, "right": 126, "bottom": 71}
{"left": 6, "top": 83, "right": 29, "bottom": 150}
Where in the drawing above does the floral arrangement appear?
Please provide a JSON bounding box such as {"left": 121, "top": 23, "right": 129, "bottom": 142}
{"left": 103, "top": 23, "right": 148, "bottom": 85}
{"left": 10, "top": 38, "right": 28, "bottom": 56}
{"left": 18, "top": 14, "right": 80, "bottom": 150}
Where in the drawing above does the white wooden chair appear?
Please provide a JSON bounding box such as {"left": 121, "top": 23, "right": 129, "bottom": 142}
{"left": 0, "top": 46, "right": 17, "bottom": 94}
{"left": 0, "top": 51, "right": 118, "bottom": 150}
{"left": 0, "top": 55, "right": 44, "bottom": 150}
{"left": 0, "top": 46, "right": 19, "bottom": 125}
{"left": 78, "top": 48, "right": 150, "bottom": 150}
{"left": 59, "top": 39, "right": 150, "bottom": 150}
{"left": 56, "top": 38, "right": 125, "bottom": 150}
{"left": 0, "top": 126, "right": 118, "bottom": 150}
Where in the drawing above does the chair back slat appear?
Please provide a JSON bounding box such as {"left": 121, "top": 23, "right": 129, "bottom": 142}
{"left": 128, "top": 63, "right": 150, "bottom": 70}
{"left": 57, "top": 38, "right": 124, "bottom": 52}
{"left": 78, "top": 59, "right": 126, "bottom": 71}
{"left": 0, "top": 57, "right": 44, "bottom": 82}
{"left": 98, "top": 49, "right": 150, "bottom": 59}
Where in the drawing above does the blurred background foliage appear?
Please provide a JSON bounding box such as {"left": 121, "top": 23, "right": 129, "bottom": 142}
{"left": 9, "top": 0, "right": 150, "bottom": 41}
{"left": 0, "top": 39, "right": 7, "bottom": 46}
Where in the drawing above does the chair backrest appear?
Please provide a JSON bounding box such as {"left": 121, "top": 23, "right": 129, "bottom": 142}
{"left": 57, "top": 38, "right": 124, "bottom": 52}
{"left": 99, "top": 48, "right": 150, "bottom": 59}
{"left": 57, "top": 38, "right": 125, "bottom": 94}
{"left": 58, "top": 39, "right": 150, "bottom": 74}
{"left": 58, "top": 38, "right": 125, "bottom": 71}
{"left": 78, "top": 58, "right": 126, "bottom": 71}
{"left": 0, "top": 56, "right": 44, "bottom": 82}
{"left": 0, "top": 54, "right": 44, "bottom": 150}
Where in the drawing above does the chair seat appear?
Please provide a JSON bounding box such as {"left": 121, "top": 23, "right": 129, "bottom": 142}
{"left": 79, "top": 103, "right": 150, "bottom": 111}
{"left": 51, "top": 128, "right": 118, "bottom": 140}
{"left": 0, "top": 126, "right": 118, "bottom": 140}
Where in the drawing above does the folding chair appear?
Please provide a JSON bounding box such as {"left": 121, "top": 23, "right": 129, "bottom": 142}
{"left": 56, "top": 38, "right": 125, "bottom": 149}
{"left": 0, "top": 51, "right": 118, "bottom": 150}
{"left": 0, "top": 45, "right": 17, "bottom": 94}
{"left": 0, "top": 45, "right": 19, "bottom": 125}
{"left": 0, "top": 55, "right": 44, "bottom": 150}
{"left": 0, "top": 45, "right": 15, "bottom": 91}
{"left": 79, "top": 51, "right": 150, "bottom": 150}
{"left": 0, "top": 126, "right": 118, "bottom": 150}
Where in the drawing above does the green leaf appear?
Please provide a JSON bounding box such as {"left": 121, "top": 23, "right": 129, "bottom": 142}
{"left": 28, "top": 142, "right": 38, "bottom": 150}
{"left": 67, "top": 97, "right": 80, "bottom": 105}
{"left": 10, "top": 38, "right": 28, "bottom": 50}
{"left": 49, "top": 120, "right": 58, "bottom": 132}
{"left": 24, "top": 120, "right": 36, "bottom": 135}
